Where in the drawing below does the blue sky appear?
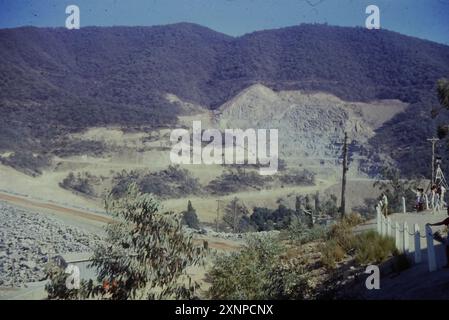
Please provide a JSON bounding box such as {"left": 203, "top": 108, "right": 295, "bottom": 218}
{"left": 0, "top": 0, "right": 448, "bottom": 44}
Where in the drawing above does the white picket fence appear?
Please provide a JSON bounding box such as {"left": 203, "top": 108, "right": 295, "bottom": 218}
{"left": 375, "top": 199, "right": 440, "bottom": 272}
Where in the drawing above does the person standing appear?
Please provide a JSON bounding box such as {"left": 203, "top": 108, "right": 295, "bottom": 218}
{"left": 435, "top": 191, "right": 441, "bottom": 212}
{"left": 414, "top": 188, "right": 424, "bottom": 212}
{"left": 441, "top": 185, "right": 447, "bottom": 208}
{"left": 431, "top": 185, "right": 437, "bottom": 210}
{"left": 382, "top": 193, "right": 388, "bottom": 217}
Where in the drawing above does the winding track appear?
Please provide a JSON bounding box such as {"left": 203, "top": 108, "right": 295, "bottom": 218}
{"left": 0, "top": 191, "right": 112, "bottom": 223}
{"left": 0, "top": 191, "right": 240, "bottom": 251}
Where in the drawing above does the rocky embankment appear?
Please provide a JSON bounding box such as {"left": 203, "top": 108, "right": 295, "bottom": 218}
{"left": 216, "top": 84, "right": 407, "bottom": 174}
{"left": 0, "top": 201, "right": 100, "bottom": 287}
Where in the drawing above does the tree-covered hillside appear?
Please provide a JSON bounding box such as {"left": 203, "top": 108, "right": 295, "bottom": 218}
{"left": 1, "top": 23, "right": 449, "bottom": 176}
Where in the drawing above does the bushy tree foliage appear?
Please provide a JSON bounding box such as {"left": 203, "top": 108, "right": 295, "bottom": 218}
{"left": 434, "top": 78, "right": 449, "bottom": 143}
{"left": 207, "top": 168, "right": 314, "bottom": 196}
{"left": 206, "top": 234, "right": 284, "bottom": 299}
{"left": 206, "top": 168, "right": 270, "bottom": 195}
{"left": 46, "top": 183, "right": 207, "bottom": 300}
{"left": 181, "top": 200, "right": 201, "bottom": 230}
{"left": 228, "top": 193, "right": 339, "bottom": 233}
{"left": 373, "top": 166, "right": 421, "bottom": 213}
{"left": 437, "top": 78, "right": 449, "bottom": 110}
{"left": 279, "top": 170, "right": 315, "bottom": 186}
{"left": 59, "top": 171, "right": 99, "bottom": 197}
{"left": 207, "top": 234, "right": 314, "bottom": 299}
{"left": 319, "top": 194, "right": 340, "bottom": 218}
{"left": 282, "top": 216, "right": 327, "bottom": 244}
{"left": 0, "top": 150, "right": 51, "bottom": 176}
{"left": 250, "top": 207, "right": 276, "bottom": 231}
{"left": 111, "top": 165, "right": 202, "bottom": 199}
{"left": 2, "top": 24, "right": 449, "bottom": 177}
{"left": 45, "top": 263, "right": 87, "bottom": 300}
{"left": 89, "top": 184, "right": 206, "bottom": 299}
{"left": 221, "top": 197, "right": 252, "bottom": 233}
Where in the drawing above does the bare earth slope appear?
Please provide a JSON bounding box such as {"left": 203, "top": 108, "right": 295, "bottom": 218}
{"left": 0, "top": 85, "right": 408, "bottom": 222}
{"left": 216, "top": 84, "right": 408, "bottom": 176}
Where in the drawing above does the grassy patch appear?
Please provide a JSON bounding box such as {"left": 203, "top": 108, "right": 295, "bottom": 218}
{"left": 320, "top": 214, "right": 395, "bottom": 269}
{"left": 319, "top": 240, "right": 346, "bottom": 269}
{"left": 353, "top": 231, "right": 396, "bottom": 265}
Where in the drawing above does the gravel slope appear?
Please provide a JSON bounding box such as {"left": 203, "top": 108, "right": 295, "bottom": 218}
{"left": 0, "top": 201, "right": 100, "bottom": 287}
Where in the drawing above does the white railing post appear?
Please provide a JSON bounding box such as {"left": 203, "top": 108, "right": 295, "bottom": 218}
{"left": 403, "top": 222, "right": 409, "bottom": 254}
{"left": 376, "top": 207, "right": 381, "bottom": 234}
{"left": 425, "top": 194, "right": 429, "bottom": 210}
{"left": 387, "top": 217, "right": 392, "bottom": 237}
{"left": 414, "top": 224, "right": 421, "bottom": 264}
{"left": 381, "top": 214, "right": 386, "bottom": 236}
{"left": 425, "top": 225, "right": 437, "bottom": 272}
{"left": 395, "top": 221, "right": 401, "bottom": 250}
{"left": 402, "top": 196, "right": 406, "bottom": 214}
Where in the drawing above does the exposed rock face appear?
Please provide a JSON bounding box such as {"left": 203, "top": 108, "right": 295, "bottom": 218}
{"left": 213, "top": 84, "right": 408, "bottom": 176}
{"left": 0, "top": 202, "right": 100, "bottom": 287}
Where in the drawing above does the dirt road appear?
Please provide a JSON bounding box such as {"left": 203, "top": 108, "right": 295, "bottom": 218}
{"left": 0, "top": 191, "right": 241, "bottom": 252}
{"left": 0, "top": 192, "right": 112, "bottom": 224}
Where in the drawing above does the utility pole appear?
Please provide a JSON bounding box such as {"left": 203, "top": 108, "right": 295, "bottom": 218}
{"left": 427, "top": 137, "right": 439, "bottom": 185}
{"left": 233, "top": 199, "right": 237, "bottom": 233}
{"left": 215, "top": 200, "right": 221, "bottom": 232}
{"left": 340, "top": 132, "right": 349, "bottom": 218}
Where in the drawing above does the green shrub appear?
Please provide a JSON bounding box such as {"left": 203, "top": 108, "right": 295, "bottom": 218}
{"left": 265, "top": 256, "right": 313, "bottom": 299}
{"left": 59, "top": 171, "right": 99, "bottom": 197}
{"left": 353, "top": 231, "right": 396, "bottom": 265}
{"left": 92, "top": 184, "right": 206, "bottom": 299}
{"left": 320, "top": 216, "right": 395, "bottom": 269}
{"left": 282, "top": 217, "right": 327, "bottom": 244}
{"left": 46, "top": 184, "right": 207, "bottom": 300}
{"left": 111, "top": 165, "right": 201, "bottom": 199}
{"left": 181, "top": 200, "right": 201, "bottom": 230}
{"left": 45, "top": 263, "right": 88, "bottom": 300}
{"left": 343, "top": 212, "right": 364, "bottom": 227}
{"left": 207, "top": 233, "right": 316, "bottom": 300}
{"left": 278, "top": 169, "right": 315, "bottom": 186}
{"left": 327, "top": 221, "right": 355, "bottom": 253}
{"left": 0, "top": 151, "right": 51, "bottom": 176}
{"left": 319, "top": 240, "right": 346, "bottom": 269}
{"left": 325, "top": 213, "right": 364, "bottom": 252}
{"left": 220, "top": 197, "right": 253, "bottom": 233}
{"left": 249, "top": 204, "right": 299, "bottom": 232}
{"left": 206, "top": 168, "right": 271, "bottom": 195}
{"left": 206, "top": 234, "right": 284, "bottom": 299}
{"left": 373, "top": 166, "right": 422, "bottom": 213}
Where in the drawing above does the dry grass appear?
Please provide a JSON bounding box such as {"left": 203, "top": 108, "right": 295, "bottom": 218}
{"left": 320, "top": 240, "right": 346, "bottom": 269}
{"left": 320, "top": 214, "right": 395, "bottom": 269}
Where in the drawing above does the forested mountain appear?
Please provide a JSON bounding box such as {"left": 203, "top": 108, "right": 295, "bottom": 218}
{"left": 1, "top": 23, "right": 449, "bottom": 176}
